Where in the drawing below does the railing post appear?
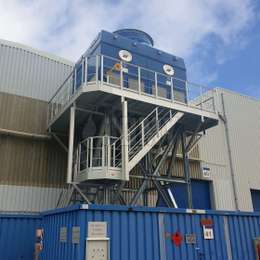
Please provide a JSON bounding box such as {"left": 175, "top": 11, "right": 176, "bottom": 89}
{"left": 200, "top": 85, "right": 203, "bottom": 110}
{"left": 102, "top": 136, "right": 105, "bottom": 167}
{"left": 107, "top": 137, "right": 111, "bottom": 168}
{"left": 81, "top": 57, "right": 84, "bottom": 85}
{"left": 155, "top": 107, "right": 159, "bottom": 132}
{"left": 185, "top": 81, "right": 189, "bottom": 104}
{"left": 96, "top": 55, "right": 99, "bottom": 85}
{"left": 141, "top": 121, "right": 145, "bottom": 148}
{"left": 84, "top": 56, "right": 88, "bottom": 84}
{"left": 101, "top": 55, "right": 104, "bottom": 86}
{"left": 113, "top": 143, "right": 116, "bottom": 167}
{"left": 138, "top": 67, "right": 141, "bottom": 94}
{"left": 74, "top": 67, "right": 77, "bottom": 93}
{"left": 120, "top": 61, "right": 123, "bottom": 89}
{"left": 90, "top": 137, "right": 93, "bottom": 168}
{"left": 155, "top": 72, "right": 158, "bottom": 98}
{"left": 212, "top": 89, "right": 216, "bottom": 113}
{"left": 87, "top": 139, "right": 89, "bottom": 168}
{"left": 171, "top": 77, "right": 174, "bottom": 102}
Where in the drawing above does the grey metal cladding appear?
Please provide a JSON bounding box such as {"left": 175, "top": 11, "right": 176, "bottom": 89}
{"left": 0, "top": 39, "right": 74, "bottom": 101}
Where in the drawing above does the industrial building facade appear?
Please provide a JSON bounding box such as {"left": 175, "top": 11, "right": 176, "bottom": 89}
{"left": 0, "top": 33, "right": 259, "bottom": 213}
{"left": 0, "top": 39, "right": 72, "bottom": 212}
{"left": 199, "top": 88, "right": 260, "bottom": 212}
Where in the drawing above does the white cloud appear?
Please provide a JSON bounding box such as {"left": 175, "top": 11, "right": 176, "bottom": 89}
{"left": 0, "top": 0, "right": 256, "bottom": 83}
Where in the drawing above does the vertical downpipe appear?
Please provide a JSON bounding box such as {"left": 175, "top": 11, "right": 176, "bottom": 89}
{"left": 221, "top": 93, "right": 239, "bottom": 210}
{"left": 121, "top": 98, "right": 129, "bottom": 180}
{"left": 67, "top": 105, "right": 75, "bottom": 183}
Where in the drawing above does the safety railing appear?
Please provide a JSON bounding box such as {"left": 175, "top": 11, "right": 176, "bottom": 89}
{"left": 128, "top": 107, "right": 177, "bottom": 160}
{"left": 75, "top": 136, "right": 121, "bottom": 175}
{"left": 48, "top": 54, "right": 216, "bottom": 125}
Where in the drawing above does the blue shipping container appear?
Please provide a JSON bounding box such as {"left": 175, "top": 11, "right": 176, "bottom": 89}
{"left": 0, "top": 214, "right": 42, "bottom": 260}
{"left": 40, "top": 204, "right": 260, "bottom": 260}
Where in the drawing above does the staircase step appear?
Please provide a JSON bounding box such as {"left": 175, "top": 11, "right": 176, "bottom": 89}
{"left": 128, "top": 110, "right": 184, "bottom": 171}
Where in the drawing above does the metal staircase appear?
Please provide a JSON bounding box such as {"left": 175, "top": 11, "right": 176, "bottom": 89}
{"left": 73, "top": 107, "right": 184, "bottom": 182}
{"left": 127, "top": 107, "right": 184, "bottom": 171}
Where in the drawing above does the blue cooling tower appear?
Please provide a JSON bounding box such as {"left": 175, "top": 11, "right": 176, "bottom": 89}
{"left": 75, "top": 29, "right": 187, "bottom": 102}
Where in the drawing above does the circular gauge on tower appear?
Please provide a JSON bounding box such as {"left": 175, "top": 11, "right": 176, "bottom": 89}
{"left": 163, "top": 64, "right": 175, "bottom": 76}
{"left": 119, "top": 50, "right": 132, "bottom": 62}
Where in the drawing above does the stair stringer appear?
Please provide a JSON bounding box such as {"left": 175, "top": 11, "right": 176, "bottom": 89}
{"left": 128, "top": 111, "right": 184, "bottom": 171}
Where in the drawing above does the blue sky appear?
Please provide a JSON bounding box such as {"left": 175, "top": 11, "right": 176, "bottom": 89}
{"left": 0, "top": 0, "right": 259, "bottom": 99}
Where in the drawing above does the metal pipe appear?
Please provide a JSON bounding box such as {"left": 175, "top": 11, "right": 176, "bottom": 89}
{"left": 0, "top": 128, "right": 51, "bottom": 140}
{"left": 67, "top": 105, "right": 75, "bottom": 184}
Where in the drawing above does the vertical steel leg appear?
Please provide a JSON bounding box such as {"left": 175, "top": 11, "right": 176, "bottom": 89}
{"left": 181, "top": 131, "right": 193, "bottom": 209}
{"left": 122, "top": 98, "right": 129, "bottom": 180}
{"left": 67, "top": 105, "right": 75, "bottom": 183}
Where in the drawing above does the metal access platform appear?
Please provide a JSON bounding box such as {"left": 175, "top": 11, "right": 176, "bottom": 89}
{"left": 48, "top": 54, "right": 218, "bottom": 208}
{"left": 48, "top": 54, "right": 218, "bottom": 132}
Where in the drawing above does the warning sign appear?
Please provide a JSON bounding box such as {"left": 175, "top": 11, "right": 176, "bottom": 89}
{"left": 171, "top": 232, "right": 183, "bottom": 247}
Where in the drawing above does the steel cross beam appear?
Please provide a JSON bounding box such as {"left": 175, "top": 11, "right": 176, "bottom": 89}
{"left": 167, "top": 127, "right": 182, "bottom": 178}
{"left": 129, "top": 131, "right": 179, "bottom": 207}
{"left": 130, "top": 161, "right": 148, "bottom": 206}
{"left": 185, "top": 121, "right": 203, "bottom": 153}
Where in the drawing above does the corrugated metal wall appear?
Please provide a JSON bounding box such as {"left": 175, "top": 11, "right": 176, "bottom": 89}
{"left": 0, "top": 213, "right": 42, "bottom": 260}
{"left": 0, "top": 40, "right": 72, "bottom": 212}
{"left": 199, "top": 88, "right": 260, "bottom": 211}
{"left": 0, "top": 92, "right": 47, "bottom": 134}
{"left": 40, "top": 204, "right": 260, "bottom": 260}
{"left": 0, "top": 136, "right": 66, "bottom": 187}
{"left": 0, "top": 92, "right": 67, "bottom": 211}
{"left": 0, "top": 39, "right": 73, "bottom": 101}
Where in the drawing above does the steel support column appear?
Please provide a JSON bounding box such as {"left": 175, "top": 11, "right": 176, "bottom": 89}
{"left": 181, "top": 131, "right": 193, "bottom": 209}
{"left": 122, "top": 98, "right": 129, "bottom": 180}
{"left": 67, "top": 105, "right": 75, "bottom": 183}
